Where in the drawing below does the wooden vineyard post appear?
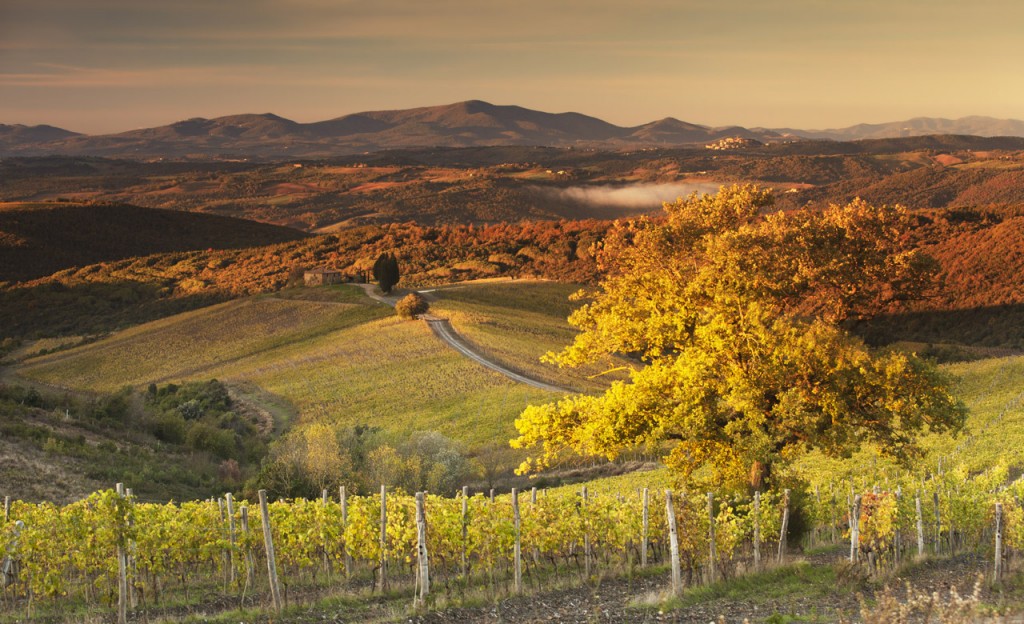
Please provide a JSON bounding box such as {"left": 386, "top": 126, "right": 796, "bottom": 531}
{"left": 320, "top": 489, "right": 330, "bottom": 575}
{"left": 830, "top": 484, "right": 838, "bottom": 544}
{"left": 934, "top": 490, "right": 941, "bottom": 555}
{"left": 218, "top": 497, "right": 231, "bottom": 587}
{"left": 257, "top": 490, "right": 283, "bottom": 612}
{"left": 995, "top": 502, "right": 1004, "bottom": 583}
{"left": 461, "top": 486, "right": 469, "bottom": 580}
{"left": 414, "top": 492, "right": 429, "bottom": 606}
{"left": 707, "top": 492, "right": 717, "bottom": 583}
{"left": 512, "top": 488, "right": 522, "bottom": 594}
{"left": 116, "top": 483, "right": 127, "bottom": 624}
{"left": 753, "top": 491, "right": 761, "bottom": 571}
{"left": 125, "top": 487, "right": 137, "bottom": 609}
{"left": 339, "top": 486, "right": 352, "bottom": 578}
{"left": 893, "top": 488, "right": 902, "bottom": 565}
{"left": 3, "top": 496, "right": 8, "bottom": 523}
{"left": 641, "top": 488, "right": 649, "bottom": 568}
{"left": 849, "top": 494, "right": 861, "bottom": 563}
{"left": 665, "top": 490, "right": 682, "bottom": 596}
{"left": 531, "top": 487, "right": 540, "bottom": 566}
{"left": 225, "top": 493, "right": 237, "bottom": 586}
{"left": 490, "top": 488, "right": 495, "bottom": 503}
{"left": 240, "top": 505, "right": 255, "bottom": 590}
{"left": 777, "top": 489, "right": 790, "bottom": 564}
{"left": 813, "top": 485, "right": 821, "bottom": 548}
{"left": 378, "top": 485, "right": 388, "bottom": 592}
{"left": 582, "top": 486, "right": 591, "bottom": 578}
{"left": 915, "top": 493, "right": 925, "bottom": 557}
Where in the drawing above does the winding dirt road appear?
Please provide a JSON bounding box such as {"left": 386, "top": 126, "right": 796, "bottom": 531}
{"left": 353, "top": 283, "right": 573, "bottom": 394}
{"left": 421, "top": 315, "right": 571, "bottom": 393}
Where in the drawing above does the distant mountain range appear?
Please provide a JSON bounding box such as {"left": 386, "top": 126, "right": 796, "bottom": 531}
{"left": 773, "top": 116, "right": 1024, "bottom": 141}
{"left": 3, "top": 100, "right": 1024, "bottom": 159}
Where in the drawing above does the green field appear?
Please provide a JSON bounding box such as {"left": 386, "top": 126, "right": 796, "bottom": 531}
{"left": 14, "top": 284, "right": 577, "bottom": 450}
{"left": 551, "top": 350, "right": 1024, "bottom": 493}
{"left": 15, "top": 280, "right": 1024, "bottom": 484}
{"left": 426, "top": 280, "right": 627, "bottom": 393}
{"left": 792, "top": 351, "right": 1024, "bottom": 487}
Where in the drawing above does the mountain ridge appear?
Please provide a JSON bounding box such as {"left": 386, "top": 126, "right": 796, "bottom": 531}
{"left": 775, "top": 115, "right": 1024, "bottom": 141}
{"left": 4, "top": 101, "right": 1024, "bottom": 158}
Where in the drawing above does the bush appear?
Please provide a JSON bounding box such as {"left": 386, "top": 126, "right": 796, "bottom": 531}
{"left": 185, "top": 422, "right": 237, "bottom": 459}
{"left": 150, "top": 412, "right": 187, "bottom": 444}
{"left": 395, "top": 292, "right": 429, "bottom": 319}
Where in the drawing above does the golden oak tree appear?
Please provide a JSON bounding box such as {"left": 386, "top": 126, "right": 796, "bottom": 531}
{"left": 512, "top": 185, "right": 965, "bottom": 490}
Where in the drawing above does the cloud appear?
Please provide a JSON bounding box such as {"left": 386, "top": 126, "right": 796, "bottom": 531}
{"left": 539, "top": 182, "right": 725, "bottom": 209}
{"left": 0, "top": 63, "right": 405, "bottom": 89}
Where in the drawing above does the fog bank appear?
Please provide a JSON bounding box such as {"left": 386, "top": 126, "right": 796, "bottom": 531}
{"left": 540, "top": 182, "right": 724, "bottom": 209}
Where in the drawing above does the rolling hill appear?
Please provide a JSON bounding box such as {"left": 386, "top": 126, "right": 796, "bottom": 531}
{"left": 0, "top": 123, "right": 81, "bottom": 147}
{"left": 10, "top": 284, "right": 574, "bottom": 451}
{"left": 0, "top": 201, "right": 308, "bottom": 283}
{"left": 0, "top": 100, "right": 785, "bottom": 158}
{"left": 10, "top": 278, "right": 1024, "bottom": 502}
{"left": 778, "top": 115, "right": 1024, "bottom": 141}
{"left": 7, "top": 102, "right": 1024, "bottom": 160}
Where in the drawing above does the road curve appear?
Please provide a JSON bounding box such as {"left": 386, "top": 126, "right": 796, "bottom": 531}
{"left": 423, "top": 317, "right": 574, "bottom": 394}
{"left": 352, "top": 283, "right": 574, "bottom": 394}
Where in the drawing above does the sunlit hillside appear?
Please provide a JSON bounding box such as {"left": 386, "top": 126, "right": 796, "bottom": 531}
{"left": 16, "top": 278, "right": 1024, "bottom": 487}
{"left": 13, "top": 283, "right": 582, "bottom": 451}
{"left": 792, "top": 352, "right": 1024, "bottom": 488}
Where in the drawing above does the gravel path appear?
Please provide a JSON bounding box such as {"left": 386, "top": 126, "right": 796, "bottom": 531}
{"left": 423, "top": 317, "right": 572, "bottom": 394}
{"left": 353, "top": 283, "right": 574, "bottom": 394}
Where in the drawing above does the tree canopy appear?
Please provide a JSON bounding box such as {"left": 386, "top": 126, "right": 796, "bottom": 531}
{"left": 395, "top": 292, "right": 429, "bottom": 319}
{"left": 373, "top": 252, "right": 400, "bottom": 294}
{"left": 511, "top": 185, "right": 966, "bottom": 491}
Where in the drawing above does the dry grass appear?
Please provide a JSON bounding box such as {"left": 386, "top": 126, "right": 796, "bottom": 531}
{"left": 14, "top": 286, "right": 578, "bottom": 450}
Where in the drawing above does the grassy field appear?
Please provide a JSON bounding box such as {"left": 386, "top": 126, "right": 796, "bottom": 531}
{"left": 15, "top": 279, "right": 1024, "bottom": 483}
{"left": 426, "top": 280, "right": 627, "bottom": 393}
{"left": 17, "top": 295, "right": 391, "bottom": 391}
{"left": 14, "top": 284, "right": 569, "bottom": 450}
{"left": 792, "top": 351, "right": 1024, "bottom": 487}
{"left": 419, "top": 281, "right": 1024, "bottom": 489}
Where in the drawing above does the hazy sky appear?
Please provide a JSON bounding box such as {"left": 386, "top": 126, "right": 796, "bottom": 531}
{"left": 2, "top": 0, "right": 1023, "bottom": 134}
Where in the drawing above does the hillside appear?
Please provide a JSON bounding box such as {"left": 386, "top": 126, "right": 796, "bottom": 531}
{"left": 10, "top": 277, "right": 1024, "bottom": 499}
{"left": 9, "top": 200, "right": 1024, "bottom": 352}
{"left": 0, "top": 220, "right": 607, "bottom": 339}
{"left": 7, "top": 283, "right": 603, "bottom": 487}
{"left": 0, "top": 124, "right": 81, "bottom": 147}
{"left": 8, "top": 103, "right": 1024, "bottom": 160}
{"left": 0, "top": 156, "right": 673, "bottom": 229}
{"left": 0, "top": 100, "right": 784, "bottom": 158}
{"left": 0, "top": 280, "right": 632, "bottom": 503}
{"left": 0, "top": 377, "right": 276, "bottom": 503}
{"left": 779, "top": 115, "right": 1024, "bottom": 141}
{"left": 7, "top": 143, "right": 1024, "bottom": 231}
{"left": 0, "top": 201, "right": 308, "bottom": 283}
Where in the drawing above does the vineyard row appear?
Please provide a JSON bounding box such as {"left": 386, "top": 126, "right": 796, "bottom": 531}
{"left": 2, "top": 463, "right": 1023, "bottom": 621}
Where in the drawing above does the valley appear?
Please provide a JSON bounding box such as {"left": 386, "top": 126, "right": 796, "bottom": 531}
{"left": 6, "top": 0, "right": 1024, "bottom": 614}
{"left": 6, "top": 140, "right": 1024, "bottom": 622}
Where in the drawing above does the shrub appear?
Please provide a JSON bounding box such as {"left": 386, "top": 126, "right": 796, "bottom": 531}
{"left": 395, "top": 292, "right": 429, "bottom": 319}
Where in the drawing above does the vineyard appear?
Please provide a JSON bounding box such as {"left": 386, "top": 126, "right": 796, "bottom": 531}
{"left": 14, "top": 289, "right": 563, "bottom": 451}
{"left": 3, "top": 463, "right": 1024, "bottom": 622}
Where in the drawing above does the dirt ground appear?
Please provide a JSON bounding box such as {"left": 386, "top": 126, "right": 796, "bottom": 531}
{"left": 404, "top": 552, "right": 998, "bottom": 624}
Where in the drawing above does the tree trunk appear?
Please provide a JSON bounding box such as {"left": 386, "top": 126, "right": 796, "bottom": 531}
{"left": 750, "top": 460, "right": 770, "bottom": 491}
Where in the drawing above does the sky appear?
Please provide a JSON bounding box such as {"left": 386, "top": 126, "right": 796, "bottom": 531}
{"left": 2, "top": 0, "right": 1023, "bottom": 134}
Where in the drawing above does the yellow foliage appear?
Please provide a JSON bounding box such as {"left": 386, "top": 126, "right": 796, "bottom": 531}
{"left": 513, "top": 185, "right": 966, "bottom": 490}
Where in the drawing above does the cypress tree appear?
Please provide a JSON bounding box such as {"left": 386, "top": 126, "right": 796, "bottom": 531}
{"left": 373, "top": 253, "right": 400, "bottom": 294}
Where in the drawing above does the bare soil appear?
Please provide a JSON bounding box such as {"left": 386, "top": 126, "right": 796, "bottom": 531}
{"left": 403, "top": 552, "right": 996, "bottom": 624}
